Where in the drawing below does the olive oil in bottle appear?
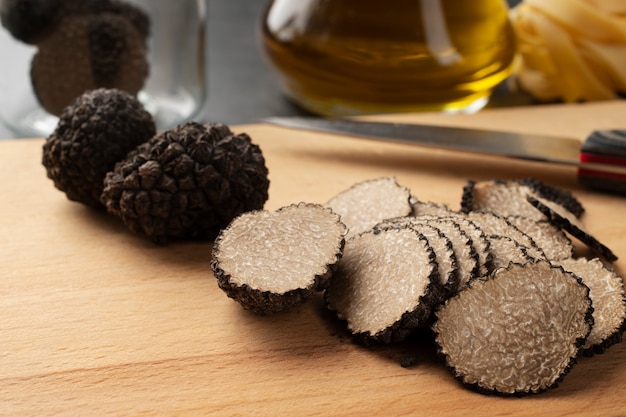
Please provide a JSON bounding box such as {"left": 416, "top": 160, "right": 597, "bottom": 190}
{"left": 261, "top": 0, "right": 516, "bottom": 116}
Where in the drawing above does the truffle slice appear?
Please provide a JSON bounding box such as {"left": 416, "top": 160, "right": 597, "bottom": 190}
{"left": 527, "top": 196, "right": 618, "bottom": 262}
{"left": 325, "top": 177, "right": 412, "bottom": 238}
{"left": 461, "top": 178, "right": 584, "bottom": 219}
{"left": 433, "top": 261, "right": 593, "bottom": 396}
{"left": 42, "top": 88, "right": 156, "bottom": 207}
{"left": 101, "top": 122, "right": 269, "bottom": 243}
{"left": 421, "top": 218, "right": 480, "bottom": 291}
{"left": 461, "top": 179, "right": 544, "bottom": 220}
{"left": 325, "top": 227, "right": 439, "bottom": 344}
{"left": 212, "top": 203, "right": 347, "bottom": 315}
{"left": 466, "top": 211, "right": 545, "bottom": 261}
{"left": 485, "top": 235, "right": 539, "bottom": 271}
{"left": 419, "top": 214, "right": 493, "bottom": 278}
{"left": 518, "top": 177, "right": 585, "bottom": 218}
{"left": 411, "top": 200, "right": 456, "bottom": 218}
{"left": 379, "top": 219, "right": 459, "bottom": 300}
{"left": 380, "top": 216, "right": 478, "bottom": 293}
{"left": 506, "top": 215, "right": 574, "bottom": 261}
{"left": 554, "top": 257, "right": 626, "bottom": 356}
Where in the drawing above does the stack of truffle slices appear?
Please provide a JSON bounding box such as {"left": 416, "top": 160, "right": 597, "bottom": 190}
{"left": 211, "top": 176, "right": 626, "bottom": 396}
{"left": 41, "top": 88, "right": 270, "bottom": 244}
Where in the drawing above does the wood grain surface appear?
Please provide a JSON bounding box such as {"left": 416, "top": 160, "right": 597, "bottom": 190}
{"left": 2, "top": 101, "right": 626, "bottom": 416}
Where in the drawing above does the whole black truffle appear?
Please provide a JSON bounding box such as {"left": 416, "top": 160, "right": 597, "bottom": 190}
{"left": 30, "top": 12, "right": 149, "bottom": 116}
{"left": 84, "top": 0, "right": 150, "bottom": 38}
{"left": 0, "top": 0, "right": 63, "bottom": 44}
{"left": 100, "top": 122, "right": 270, "bottom": 244}
{"left": 1, "top": 0, "right": 150, "bottom": 44}
{"left": 42, "top": 88, "right": 156, "bottom": 207}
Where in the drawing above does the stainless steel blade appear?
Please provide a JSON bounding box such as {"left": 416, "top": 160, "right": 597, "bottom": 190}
{"left": 263, "top": 117, "right": 582, "bottom": 166}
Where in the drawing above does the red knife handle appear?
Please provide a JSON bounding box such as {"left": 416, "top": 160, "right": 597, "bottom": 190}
{"left": 578, "top": 130, "right": 626, "bottom": 195}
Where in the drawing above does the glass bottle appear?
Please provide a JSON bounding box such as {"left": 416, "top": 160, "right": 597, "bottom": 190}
{"left": 0, "top": 0, "right": 208, "bottom": 137}
{"left": 260, "top": 0, "right": 516, "bottom": 117}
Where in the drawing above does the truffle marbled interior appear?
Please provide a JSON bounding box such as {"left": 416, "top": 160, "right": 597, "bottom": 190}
{"left": 215, "top": 203, "right": 346, "bottom": 294}
{"left": 434, "top": 261, "right": 592, "bottom": 395}
{"left": 326, "top": 228, "right": 436, "bottom": 336}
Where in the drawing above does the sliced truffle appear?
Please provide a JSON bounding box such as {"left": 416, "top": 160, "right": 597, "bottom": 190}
{"left": 485, "top": 235, "right": 539, "bottom": 272}
{"left": 380, "top": 216, "right": 478, "bottom": 293}
{"left": 461, "top": 179, "right": 543, "bottom": 220}
{"left": 461, "top": 178, "right": 584, "bottom": 219}
{"left": 410, "top": 199, "right": 456, "bottom": 218}
{"left": 212, "top": 203, "right": 347, "bottom": 315}
{"left": 527, "top": 195, "right": 618, "bottom": 262}
{"left": 506, "top": 215, "right": 574, "bottom": 261}
{"left": 31, "top": 12, "right": 149, "bottom": 116}
{"left": 42, "top": 88, "right": 156, "bottom": 207}
{"left": 430, "top": 214, "right": 493, "bottom": 278}
{"left": 518, "top": 177, "right": 585, "bottom": 218}
{"left": 101, "top": 122, "right": 270, "bottom": 243}
{"left": 466, "top": 211, "right": 545, "bottom": 261}
{"left": 379, "top": 219, "right": 459, "bottom": 300}
{"left": 421, "top": 218, "right": 480, "bottom": 291}
{"left": 325, "top": 177, "right": 412, "bottom": 238}
{"left": 433, "top": 261, "right": 593, "bottom": 396}
{"left": 325, "top": 227, "right": 440, "bottom": 344}
{"left": 554, "top": 257, "right": 626, "bottom": 356}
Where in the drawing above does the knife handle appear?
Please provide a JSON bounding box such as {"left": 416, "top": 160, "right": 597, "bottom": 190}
{"left": 578, "top": 130, "right": 626, "bottom": 195}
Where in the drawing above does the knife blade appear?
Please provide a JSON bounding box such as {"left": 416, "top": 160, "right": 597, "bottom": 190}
{"left": 263, "top": 116, "right": 626, "bottom": 195}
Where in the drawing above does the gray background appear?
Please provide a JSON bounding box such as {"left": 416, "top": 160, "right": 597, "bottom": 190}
{"left": 0, "top": 0, "right": 524, "bottom": 139}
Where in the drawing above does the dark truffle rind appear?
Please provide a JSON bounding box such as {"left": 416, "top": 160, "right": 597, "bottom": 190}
{"left": 212, "top": 280, "right": 316, "bottom": 316}
{"left": 42, "top": 88, "right": 156, "bottom": 207}
{"left": 527, "top": 195, "right": 618, "bottom": 262}
{"left": 460, "top": 179, "right": 477, "bottom": 214}
{"left": 101, "top": 122, "right": 270, "bottom": 243}
{"left": 519, "top": 177, "right": 585, "bottom": 218}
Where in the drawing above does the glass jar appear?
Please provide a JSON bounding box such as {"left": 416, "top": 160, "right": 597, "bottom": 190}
{"left": 0, "top": 0, "right": 208, "bottom": 137}
{"left": 260, "top": 0, "right": 516, "bottom": 117}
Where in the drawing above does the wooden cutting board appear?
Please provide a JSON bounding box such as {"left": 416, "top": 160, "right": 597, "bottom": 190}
{"left": 2, "top": 101, "right": 626, "bottom": 416}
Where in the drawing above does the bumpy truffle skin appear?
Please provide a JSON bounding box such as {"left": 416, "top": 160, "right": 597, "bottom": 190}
{"left": 101, "top": 122, "right": 270, "bottom": 243}
{"left": 31, "top": 12, "right": 149, "bottom": 116}
{"left": 85, "top": 0, "right": 150, "bottom": 38}
{"left": 42, "top": 88, "right": 156, "bottom": 207}
{"left": 0, "top": 0, "right": 63, "bottom": 43}
{"left": 1, "top": 0, "right": 150, "bottom": 44}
